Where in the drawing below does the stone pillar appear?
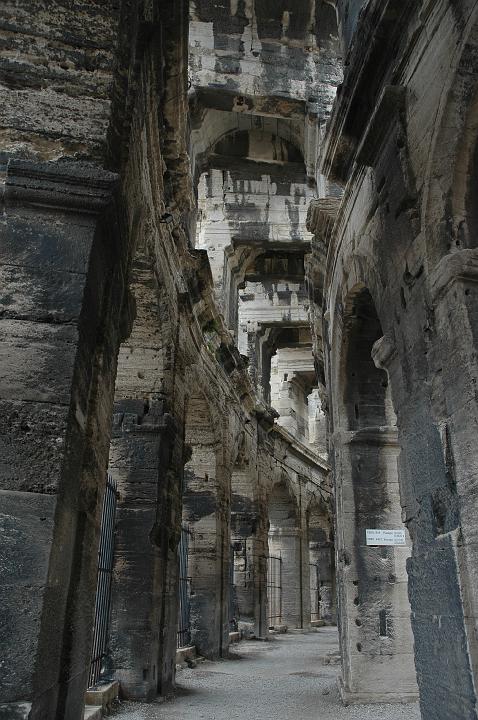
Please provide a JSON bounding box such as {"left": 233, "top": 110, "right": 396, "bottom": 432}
{"left": 386, "top": 251, "right": 478, "bottom": 720}
{"left": 269, "top": 526, "right": 309, "bottom": 629}
{"left": 0, "top": 160, "right": 126, "bottom": 720}
{"left": 319, "top": 545, "right": 337, "bottom": 623}
{"left": 108, "top": 398, "right": 180, "bottom": 700}
{"left": 310, "top": 542, "right": 335, "bottom": 623}
{"left": 184, "top": 454, "right": 231, "bottom": 659}
{"left": 335, "top": 427, "right": 417, "bottom": 704}
{"left": 231, "top": 512, "right": 268, "bottom": 638}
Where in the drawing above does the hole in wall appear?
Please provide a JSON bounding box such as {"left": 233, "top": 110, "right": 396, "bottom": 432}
{"left": 379, "top": 609, "right": 388, "bottom": 637}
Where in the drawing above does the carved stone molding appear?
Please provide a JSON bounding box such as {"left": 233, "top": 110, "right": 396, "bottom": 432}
{"left": 5, "top": 159, "right": 119, "bottom": 214}
{"left": 306, "top": 196, "right": 341, "bottom": 247}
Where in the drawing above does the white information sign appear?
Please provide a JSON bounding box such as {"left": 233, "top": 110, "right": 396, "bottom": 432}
{"left": 366, "top": 529, "right": 406, "bottom": 546}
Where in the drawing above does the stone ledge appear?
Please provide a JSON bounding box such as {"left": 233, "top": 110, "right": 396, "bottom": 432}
{"left": 83, "top": 706, "right": 102, "bottom": 720}
{"left": 85, "top": 680, "right": 119, "bottom": 709}
{"left": 176, "top": 645, "right": 197, "bottom": 665}
{"left": 338, "top": 676, "right": 419, "bottom": 705}
{"left": 269, "top": 624, "right": 288, "bottom": 634}
{"left": 0, "top": 702, "right": 31, "bottom": 719}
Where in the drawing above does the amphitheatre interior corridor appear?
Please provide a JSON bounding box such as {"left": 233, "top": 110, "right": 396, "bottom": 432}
{"left": 2, "top": 2, "right": 478, "bottom": 720}
{"left": 115, "top": 630, "right": 420, "bottom": 720}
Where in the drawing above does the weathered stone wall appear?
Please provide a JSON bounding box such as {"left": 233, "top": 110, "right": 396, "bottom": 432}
{"left": 0, "top": 3, "right": 334, "bottom": 719}
{"left": 313, "top": 0, "right": 478, "bottom": 716}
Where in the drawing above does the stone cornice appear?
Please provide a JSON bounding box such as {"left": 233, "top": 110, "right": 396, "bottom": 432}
{"left": 306, "top": 196, "right": 341, "bottom": 248}
{"left": 332, "top": 426, "right": 399, "bottom": 447}
{"left": 4, "top": 159, "right": 119, "bottom": 214}
{"left": 320, "top": 0, "right": 415, "bottom": 183}
{"left": 271, "top": 424, "right": 331, "bottom": 474}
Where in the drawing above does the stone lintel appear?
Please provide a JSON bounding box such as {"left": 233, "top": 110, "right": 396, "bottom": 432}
{"left": 332, "top": 426, "right": 399, "bottom": 447}
{"left": 5, "top": 159, "right": 119, "bottom": 214}
{"left": 113, "top": 411, "right": 178, "bottom": 438}
{"left": 268, "top": 527, "right": 301, "bottom": 538}
{"left": 191, "top": 86, "right": 306, "bottom": 121}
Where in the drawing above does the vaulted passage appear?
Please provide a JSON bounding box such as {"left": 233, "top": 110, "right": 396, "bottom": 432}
{"left": 2, "top": 2, "right": 478, "bottom": 720}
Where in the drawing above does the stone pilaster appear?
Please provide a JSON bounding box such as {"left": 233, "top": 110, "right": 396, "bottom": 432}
{"left": 0, "top": 159, "right": 125, "bottom": 720}
{"left": 108, "top": 399, "right": 180, "bottom": 700}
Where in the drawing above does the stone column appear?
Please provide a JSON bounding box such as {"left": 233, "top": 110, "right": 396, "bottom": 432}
{"left": 184, "top": 459, "right": 231, "bottom": 658}
{"left": 0, "top": 159, "right": 126, "bottom": 720}
{"left": 107, "top": 398, "right": 180, "bottom": 700}
{"left": 334, "top": 426, "right": 417, "bottom": 704}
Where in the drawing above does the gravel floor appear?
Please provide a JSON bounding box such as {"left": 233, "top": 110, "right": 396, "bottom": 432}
{"left": 114, "top": 628, "right": 421, "bottom": 720}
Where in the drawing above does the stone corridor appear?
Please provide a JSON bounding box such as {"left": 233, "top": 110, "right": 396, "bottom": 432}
{"left": 115, "top": 631, "right": 420, "bottom": 720}
{"left": 4, "top": 2, "right": 478, "bottom": 720}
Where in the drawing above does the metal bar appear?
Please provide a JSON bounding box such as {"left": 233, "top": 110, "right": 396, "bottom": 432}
{"left": 177, "top": 523, "right": 192, "bottom": 648}
{"left": 88, "top": 474, "right": 117, "bottom": 688}
{"left": 310, "top": 562, "right": 320, "bottom": 621}
{"left": 267, "top": 553, "right": 282, "bottom": 628}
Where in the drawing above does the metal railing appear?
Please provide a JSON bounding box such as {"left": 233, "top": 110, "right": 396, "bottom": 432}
{"left": 177, "top": 523, "right": 192, "bottom": 648}
{"left": 267, "top": 553, "right": 282, "bottom": 628}
{"left": 310, "top": 562, "right": 320, "bottom": 622}
{"left": 229, "top": 544, "right": 238, "bottom": 631}
{"left": 88, "top": 474, "right": 117, "bottom": 688}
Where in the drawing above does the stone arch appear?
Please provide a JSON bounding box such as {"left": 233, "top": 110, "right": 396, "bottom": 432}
{"left": 190, "top": 109, "right": 306, "bottom": 182}
{"left": 307, "top": 496, "right": 336, "bottom": 624}
{"left": 422, "top": 4, "right": 478, "bottom": 263}
{"left": 332, "top": 283, "right": 417, "bottom": 704}
{"left": 182, "top": 387, "right": 230, "bottom": 658}
{"left": 230, "top": 431, "right": 268, "bottom": 637}
{"left": 267, "top": 471, "right": 305, "bottom": 629}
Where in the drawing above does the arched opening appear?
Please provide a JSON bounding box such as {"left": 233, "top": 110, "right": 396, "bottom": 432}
{"left": 183, "top": 392, "right": 229, "bottom": 659}
{"left": 230, "top": 435, "right": 268, "bottom": 638}
{"left": 336, "top": 286, "right": 417, "bottom": 703}
{"left": 307, "top": 499, "right": 336, "bottom": 625}
{"left": 267, "top": 475, "right": 305, "bottom": 629}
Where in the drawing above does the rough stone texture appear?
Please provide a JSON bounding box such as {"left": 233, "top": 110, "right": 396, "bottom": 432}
{"left": 5, "top": 1, "right": 478, "bottom": 719}
{"left": 306, "top": 0, "right": 478, "bottom": 716}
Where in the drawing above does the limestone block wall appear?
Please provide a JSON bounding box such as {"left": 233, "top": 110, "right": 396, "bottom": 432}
{"left": 0, "top": 2, "right": 333, "bottom": 718}
{"left": 1, "top": 1, "right": 119, "bottom": 162}
{"left": 189, "top": 0, "right": 341, "bottom": 118}
{"left": 315, "top": 1, "right": 478, "bottom": 716}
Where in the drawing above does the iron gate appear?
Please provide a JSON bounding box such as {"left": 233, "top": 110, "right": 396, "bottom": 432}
{"left": 267, "top": 553, "right": 282, "bottom": 628}
{"left": 89, "top": 474, "right": 117, "bottom": 688}
{"left": 229, "top": 544, "right": 238, "bottom": 631}
{"left": 177, "top": 523, "right": 192, "bottom": 648}
{"left": 310, "top": 562, "right": 320, "bottom": 621}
